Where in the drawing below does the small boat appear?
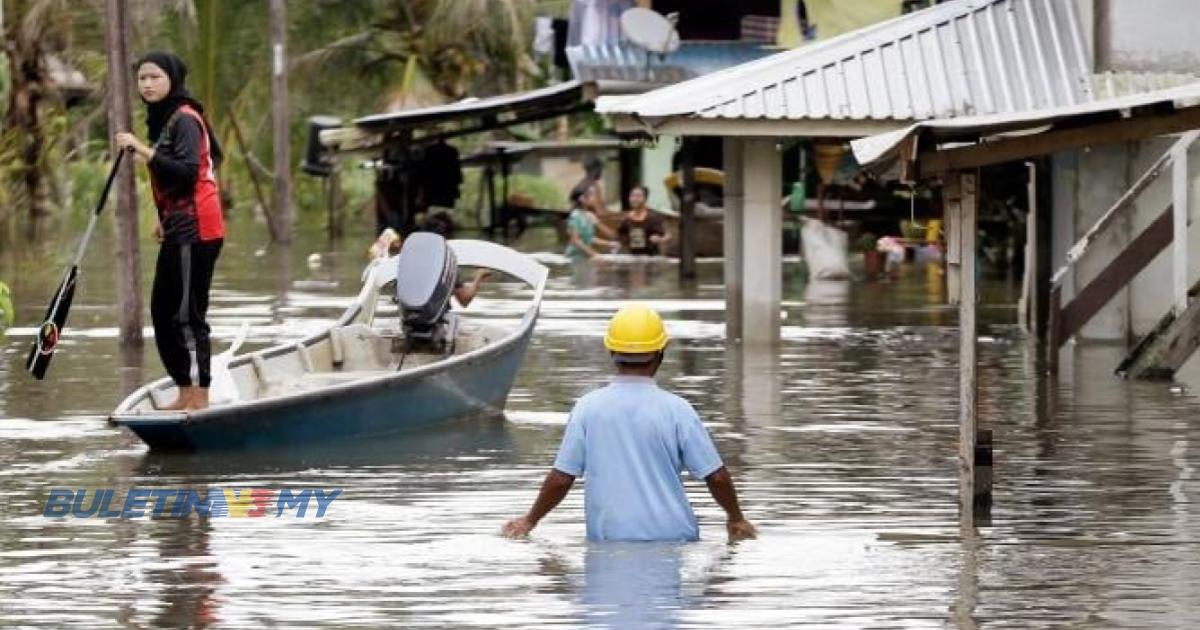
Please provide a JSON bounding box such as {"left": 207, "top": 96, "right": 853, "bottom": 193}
{"left": 110, "top": 236, "right": 548, "bottom": 452}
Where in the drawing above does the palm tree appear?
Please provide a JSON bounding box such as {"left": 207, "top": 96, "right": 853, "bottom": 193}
{"left": 293, "top": 0, "right": 539, "bottom": 111}
{"left": 2, "top": 0, "right": 74, "bottom": 225}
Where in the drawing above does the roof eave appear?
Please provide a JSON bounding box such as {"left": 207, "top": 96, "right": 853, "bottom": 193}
{"left": 608, "top": 114, "right": 910, "bottom": 139}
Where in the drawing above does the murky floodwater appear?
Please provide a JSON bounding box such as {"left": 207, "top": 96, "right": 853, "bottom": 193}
{"left": 2, "top": 217, "right": 1199, "bottom": 628}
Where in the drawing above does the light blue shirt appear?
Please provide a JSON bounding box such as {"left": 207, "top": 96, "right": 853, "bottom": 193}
{"left": 553, "top": 376, "right": 724, "bottom": 542}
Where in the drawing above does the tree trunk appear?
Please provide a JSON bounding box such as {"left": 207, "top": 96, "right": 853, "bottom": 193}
{"left": 105, "top": 0, "right": 142, "bottom": 345}
{"left": 2, "top": 1, "right": 52, "bottom": 225}
{"left": 270, "top": 0, "right": 291, "bottom": 243}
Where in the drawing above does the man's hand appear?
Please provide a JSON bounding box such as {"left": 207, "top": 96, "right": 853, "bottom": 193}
{"left": 153, "top": 221, "right": 164, "bottom": 243}
{"left": 502, "top": 469, "right": 575, "bottom": 539}
{"left": 501, "top": 516, "right": 536, "bottom": 539}
{"left": 727, "top": 517, "right": 757, "bottom": 541}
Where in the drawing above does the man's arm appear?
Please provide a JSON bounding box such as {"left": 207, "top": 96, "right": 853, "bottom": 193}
{"left": 704, "top": 466, "right": 757, "bottom": 540}
{"left": 501, "top": 469, "right": 576, "bottom": 538}
{"left": 453, "top": 269, "right": 491, "bottom": 307}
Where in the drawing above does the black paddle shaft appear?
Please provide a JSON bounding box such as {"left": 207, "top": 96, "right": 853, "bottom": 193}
{"left": 26, "top": 149, "right": 127, "bottom": 380}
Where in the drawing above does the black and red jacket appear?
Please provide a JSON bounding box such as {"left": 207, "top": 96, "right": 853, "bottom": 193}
{"left": 148, "top": 104, "right": 224, "bottom": 244}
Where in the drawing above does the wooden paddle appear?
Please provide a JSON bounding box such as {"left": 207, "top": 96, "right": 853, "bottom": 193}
{"left": 26, "top": 149, "right": 126, "bottom": 380}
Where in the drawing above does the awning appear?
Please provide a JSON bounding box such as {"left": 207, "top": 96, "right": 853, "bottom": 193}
{"left": 851, "top": 81, "right": 1200, "bottom": 179}
{"left": 355, "top": 80, "right": 592, "bottom": 131}
{"left": 323, "top": 81, "right": 596, "bottom": 153}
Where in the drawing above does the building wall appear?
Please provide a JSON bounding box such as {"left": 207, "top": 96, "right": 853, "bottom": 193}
{"left": 1092, "top": 0, "right": 1200, "bottom": 73}
{"left": 640, "top": 135, "right": 676, "bottom": 214}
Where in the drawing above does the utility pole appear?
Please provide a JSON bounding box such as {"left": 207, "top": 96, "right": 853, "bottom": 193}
{"left": 270, "top": 0, "right": 292, "bottom": 243}
{"left": 104, "top": 0, "right": 142, "bottom": 345}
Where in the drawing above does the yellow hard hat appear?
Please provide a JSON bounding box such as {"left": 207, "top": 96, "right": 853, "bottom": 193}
{"left": 604, "top": 304, "right": 669, "bottom": 354}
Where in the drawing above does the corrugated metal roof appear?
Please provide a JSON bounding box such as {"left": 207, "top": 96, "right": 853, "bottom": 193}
{"left": 850, "top": 81, "right": 1200, "bottom": 168}
{"left": 597, "top": 0, "right": 1093, "bottom": 124}
{"left": 567, "top": 42, "right": 776, "bottom": 88}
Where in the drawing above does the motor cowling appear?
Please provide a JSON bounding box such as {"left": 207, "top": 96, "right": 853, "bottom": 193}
{"left": 395, "top": 232, "right": 458, "bottom": 338}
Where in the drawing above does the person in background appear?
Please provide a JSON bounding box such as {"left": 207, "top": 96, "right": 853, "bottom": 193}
{"left": 617, "top": 185, "right": 668, "bottom": 256}
{"left": 569, "top": 156, "right": 606, "bottom": 211}
{"left": 565, "top": 187, "right": 617, "bottom": 260}
{"left": 415, "top": 210, "right": 489, "bottom": 307}
{"left": 502, "top": 305, "right": 757, "bottom": 542}
{"left": 115, "top": 51, "right": 225, "bottom": 411}
{"left": 877, "top": 235, "right": 907, "bottom": 278}
{"left": 417, "top": 139, "right": 462, "bottom": 214}
{"left": 368, "top": 228, "right": 403, "bottom": 260}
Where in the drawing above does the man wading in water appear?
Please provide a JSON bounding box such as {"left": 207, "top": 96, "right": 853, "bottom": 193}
{"left": 502, "top": 305, "right": 756, "bottom": 542}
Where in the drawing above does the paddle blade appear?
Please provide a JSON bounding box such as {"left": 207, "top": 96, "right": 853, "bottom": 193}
{"left": 25, "top": 267, "right": 78, "bottom": 380}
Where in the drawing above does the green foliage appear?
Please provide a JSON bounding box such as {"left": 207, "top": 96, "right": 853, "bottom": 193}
{"left": 856, "top": 231, "right": 878, "bottom": 252}
{"left": 0, "top": 55, "right": 9, "bottom": 106}
{"left": 0, "top": 281, "right": 12, "bottom": 336}
{"left": 292, "top": 166, "right": 377, "bottom": 229}
{"left": 457, "top": 169, "right": 565, "bottom": 226}
{"left": 1, "top": 0, "right": 554, "bottom": 244}
{"left": 63, "top": 158, "right": 109, "bottom": 218}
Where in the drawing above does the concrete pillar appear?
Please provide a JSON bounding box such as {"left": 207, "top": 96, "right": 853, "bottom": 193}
{"left": 722, "top": 138, "right": 745, "bottom": 341}
{"left": 740, "top": 139, "right": 783, "bottom": 346}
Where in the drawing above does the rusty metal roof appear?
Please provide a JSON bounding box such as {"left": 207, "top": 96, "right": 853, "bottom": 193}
{"left": 598, "top": 0, "right": 1094, "bottom": 126}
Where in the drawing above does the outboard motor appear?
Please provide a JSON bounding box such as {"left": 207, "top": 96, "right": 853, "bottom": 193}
{"left": 395, "top": 232, "right": 458, "bottom": 355}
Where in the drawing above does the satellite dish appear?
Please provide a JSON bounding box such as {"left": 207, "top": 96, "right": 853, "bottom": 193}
{"left": 620, "top": 8, "right": 680, "bottom": 54}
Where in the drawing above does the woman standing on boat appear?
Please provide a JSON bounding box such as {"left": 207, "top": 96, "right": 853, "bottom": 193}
{"left": 115, "top": 52, "right": 225, "bottom": 411}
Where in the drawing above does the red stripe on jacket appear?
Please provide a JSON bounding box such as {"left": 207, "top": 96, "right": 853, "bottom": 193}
{"left": 150, "top": 104, "right": 225, "bottom": 242}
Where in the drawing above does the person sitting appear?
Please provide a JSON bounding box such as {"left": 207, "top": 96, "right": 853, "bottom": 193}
{"left": 617, "top": 185, "right": 669, "bottom": 256}
{"left": 417, "top": 210, "right": 489, "bottom": 307}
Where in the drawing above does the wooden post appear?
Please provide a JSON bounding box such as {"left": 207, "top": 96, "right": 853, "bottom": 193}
{"left": 1021, "top": 162, "right": 1039, "bottom": 335}
{"left": 958, "top": 170, "right": 981, "bottom": 528}
{"left": 484, "top": 162, "right": 497, "bottom": 238}
{"left": 1035, "top": 157, "right": 1053, "bottom": 343}
{"left": 330, "top": 168, "right": 343, "bottom": 238}
{"left": 944, "top": 175, "right": 962, "bottom": 306}
{"left": 618, "top": 146, "right": 639, "bottom": 210}
{"left": 679, "top": 138, "right": 698, "bottom": 279}
{"left": 1172, "top": 141, "right": 1189, "bottom": 315}
{"left": 723, "top": 137, "right": 745, "bottom": 341}
{"left": 270, "top": 0, "right": 292, "bottom": 244}
{"left": 105, "top": 0, "right": 142, "bottom": 346}
{"left": 1047, "top": 284, "right": 1062, "bottom": 373}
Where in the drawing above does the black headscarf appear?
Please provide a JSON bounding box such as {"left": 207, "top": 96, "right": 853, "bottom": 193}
{"left": 135, "top": 51, "right": 224, "bottom": 169}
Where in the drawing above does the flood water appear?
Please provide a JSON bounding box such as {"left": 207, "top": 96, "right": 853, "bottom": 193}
{"left": 2, "top": 217, "right": 1199, "bottom": 628}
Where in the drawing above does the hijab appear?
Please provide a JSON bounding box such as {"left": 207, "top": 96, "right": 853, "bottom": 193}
{"left": 136, "top": 51, "right": 224, "bottom": 169}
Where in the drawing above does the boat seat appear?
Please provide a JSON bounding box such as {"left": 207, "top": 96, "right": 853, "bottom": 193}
{"left": 329, "top": 323, "right": 391, "bottom": 371}
{"left": 258, "top": 370, "right": 389, "bottom": 397}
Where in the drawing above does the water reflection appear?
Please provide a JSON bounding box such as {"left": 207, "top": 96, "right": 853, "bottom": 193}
{"left": 145, "top": 494, "right": 223, "bottom": 629}
{"left": 952, "top": 539, "right": 979, "bottom": 630}
{"left": 579, "top": 542, "right": 691, "bottom": 629}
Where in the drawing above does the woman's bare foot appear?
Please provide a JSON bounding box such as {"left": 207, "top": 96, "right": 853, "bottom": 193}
{"left": 159, "top": 386, "right": 193, "bottom": 411}
{"left": 187, "top": 387, "right": 209, "bottom": 411}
